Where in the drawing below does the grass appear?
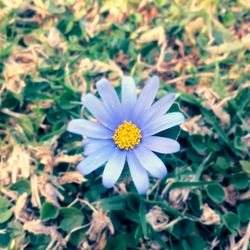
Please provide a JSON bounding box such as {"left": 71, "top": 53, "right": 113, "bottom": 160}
{"left": 0, "top": 0, "right": 249, "bottom": 249}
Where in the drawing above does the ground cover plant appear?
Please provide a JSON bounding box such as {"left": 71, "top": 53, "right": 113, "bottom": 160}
{"left": 0, "top": 0, "right": 249, "bottom": 249}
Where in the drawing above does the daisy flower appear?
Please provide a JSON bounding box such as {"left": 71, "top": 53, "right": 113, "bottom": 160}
{"left": 67, "top": 76, "right": 184, "bottom": 194}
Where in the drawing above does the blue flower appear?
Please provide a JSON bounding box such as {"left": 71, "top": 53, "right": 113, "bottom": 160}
{"left": 67, "top": 76, "right": 184, "bottom": 194}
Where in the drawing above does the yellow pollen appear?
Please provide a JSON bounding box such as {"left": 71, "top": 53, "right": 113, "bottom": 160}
{"left": 113, "top": 121, "right": 142, "bottom": 150}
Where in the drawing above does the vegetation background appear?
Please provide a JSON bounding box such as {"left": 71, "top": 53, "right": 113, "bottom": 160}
{"left": 0, "top": 0, "right": 249, "bottom": 249}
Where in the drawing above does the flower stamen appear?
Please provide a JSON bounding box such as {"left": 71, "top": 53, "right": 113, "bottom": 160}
{"left": 113, "top": 121, "right": 142, "bottom": 150}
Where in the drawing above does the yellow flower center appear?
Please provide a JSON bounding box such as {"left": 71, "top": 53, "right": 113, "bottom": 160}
{"left": 113, "top": 121, "right": 142, "bottom": 150}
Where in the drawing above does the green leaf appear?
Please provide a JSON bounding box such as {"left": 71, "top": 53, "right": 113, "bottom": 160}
{"left": 237, "top": 202, "right": 250, "bottom": 223}
{"left": 169, "top": 181, "right": 218, "bottom": 189}
{"left": 189, "top": 134, "right": 206, "bottom": 152}
{"left": 0, "top": 197, "right": 10, "bottom": 209}
{"left": 10, "top": 179, "right": 31, "bottom": 195}
{"left": 153, "top": 0, "right": 168, "bottom": 7}
{"left": 139, "top": 202, "right": 147, "bottom": 237}
{"left": 206, "top": 183, "right": 225, "bottom": 203}
{"left": 223, "top": 212, "right": 240, "bottom": 231}
{"left": 188, "top": 193, "right": 202, "bottom": 216}
{"left": 57, "top": 91, "right": 78, "bottom": 110}
{"left": 170, "top": 219, "right": 195, "bottom": 239}
{"left": 69, "top": 228, "right": 86, "bottom": 247}
{"left": 59, "top": 207, "right": 84, "bottom": 232}
{"left": 0, "top": 196, "right": 12, "bottom": 224}
{"left": 222, "top": 12, "right": 235, "bottom": 27}
{"left": 214, "top": 157, "right": 230, "bottom": 170}
{"left": 212, "top": 63, "right": 228, "bottom": 97}
{"left": 29, "top": 234, "right": 51, "bottom": 249}
{"left": 105, "top": 235, "right": 127, "bottom": 250}
{"left": 100, "top": 195, "right": 128, "bottom": 211}
{"left": 240, "top": 160, "right": 250, "bottom": 174}
{"left": 0, "top": 233, "right": 11, "bottom": 248}
{"left": 40, "top": 202, "right": 59, "bottom": 222}
{"left": 48, "top": 0, "right": 66, "bottom": 14}
{"left": 17, "top": 116, "right": 35, "bottom": 137}
{"left": 0, "top": 209, "right": 12, "bottom": 224}
{"left": 182, "top": 235, "right": 206, "bottom": 250}
{"left": 231, "top": 173, "right": 249, "bottom": 190}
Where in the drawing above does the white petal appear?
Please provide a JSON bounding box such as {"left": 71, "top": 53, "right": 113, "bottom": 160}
{"left": 142, "top": 136, "right": 180, "bottom": 154}
{"left": 67, "top": 119, "right": 113, "bottom": 139}
{"left": 127, "top": 151, "right": 149, "bottom": 194}
{"left": 132, "top": 76, "right": 159, "bottom": 121}
{"left": 84, "top": 139, "right": 113, "bottom": 155}
{"left": 142, "top": 112, "right": 185, "bottom": 137}
{"left": 133, "top": 145, "right": 167, "bottom": 178}
{"left": 96, "top": 78, "right": 122, "bottom": 122}
{"left": 102, "top": 150, "right": 126, "bottom": 188}
{"left": 77, "top": 144, "right": 115, "bottom": 175}
{"left": 121, "top": 76, "right": 137, "bottom": 120}
{"left": 141, "top": 93, "right": 176, "bottom": 124}
{"left": 83, "top": 94, "right": 116, "bottom": 130}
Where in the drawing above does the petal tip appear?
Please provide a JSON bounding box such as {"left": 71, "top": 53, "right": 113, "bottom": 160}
{"left": 96, "top": 78, "right": 109, "bottom": 88}
{"left": 150, "top": 75, "right": 160, "bottom": 86}
{"left": 137, "top": 187, "right": 148, "bottom": 195}
{"left": 102, "top": 179, "right": 114, "bottom": 189}
{"left": 66, "top": 120, "right": 76, "bottom": 133}
{"left": 174, "top": 112, "right": 185, "bottom": 124}
{"left": 76, "top": 161, "right": 85, "bottom": 174}
{"left": 151, "top": 75, "right": 159, "bottom": 81}
{"left": 168, "top": 92, "right": 176, "bottom": 101}
{"left": 175, "top": 142, "right": 181, "bottom": 152}
{"left": 159, "top": 169, "right": 168, "bottom": 179}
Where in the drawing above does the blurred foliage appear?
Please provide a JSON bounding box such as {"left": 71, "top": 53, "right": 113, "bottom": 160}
{"left": 0, "top": 0, "right": 249, "bottom": 249}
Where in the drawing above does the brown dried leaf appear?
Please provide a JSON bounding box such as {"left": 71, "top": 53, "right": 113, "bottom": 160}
{"left": 13, "top": 193, "right": 30, "bottom": 222}
{"left": 7, "top": 145, "right": 31, "bottom": 184}
{"left": 69, "top": 1, "right": 89, "bottom": 20}
{"left": 86, "top": 211, "right": 114, "bottom": 242}
{"left": 206, "top": 41, "right": 245, "bottom": 55}
{"left": 0, "top": 187, "right": 18, "bottom": 200}
{"left": 100, "top": 0, "right": 128, "bottom": 23}
{"left": 225, "top": 185, "right": 239, "bottom": 206}
{"left": 58, "top": 172, "right": 86, "bottom": 185}
{"left": 0, "top": 0, "right": 28, "bottom": 19}
{"left": 196, "top": 86, "right": 231, "bottom": 126}
{"left": 200, "top": 204, "right": 221, "bottom": 225}
{"left": 3, "top": 45, "right": 43, "bottom": 94}
{"left": 84, "top": 15, "right": 101, "bottom": 38}
{"left": 39, "top": 175, "right": 64, "bottom": 206}
{"left": 0, "top": 162, "right": 11, "bottom": 186}
{"left": 209, "top": 103, "right": 231, "bottom": 126}
{"left": 23, "top": 220, "right": 66, "bottom": 249}
{"left": 30, "top": 175, "right": 41, "bottom": 208}
{"left": 54, "top": 153, "right": 83, "bottom": 165}
{"left": 169, "top": 175, "right": 196, "bottom": 206}
{"left": 137, "top": 26, "right": 166, "bottom": 45}
{"left": 47, "top": 27, "right": 64, "bottom": 48}
{"left": 23, "top": 219, "right": 51, "bottom": 235}
{"left": 146, "top": 206, "right": 169, "bottom": 232}
{"left": 204, "top": 53, "right": 229, "bottom": 64}
{"left": 181, "top": 115, "right": 212, "bottom": 135}
{"left": 229, "top": 222, "right": 250, "bottom": 250}
{"left": 30, "top": 146, "right": 53, "bottom": 172}
{"left": 94, "top": 232, "right": 107, "bottom": 250}
{"left": 77, "top": 58, "right": 123, "bottom": 77}
{"left": 239, "top": 190, "right": 250, "bottom": 201}
{"left": 139, "top": 4, "right": 159, "bottom": 25}
{"left": 32, "top": 0, "right": 50, "bottom": 18}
